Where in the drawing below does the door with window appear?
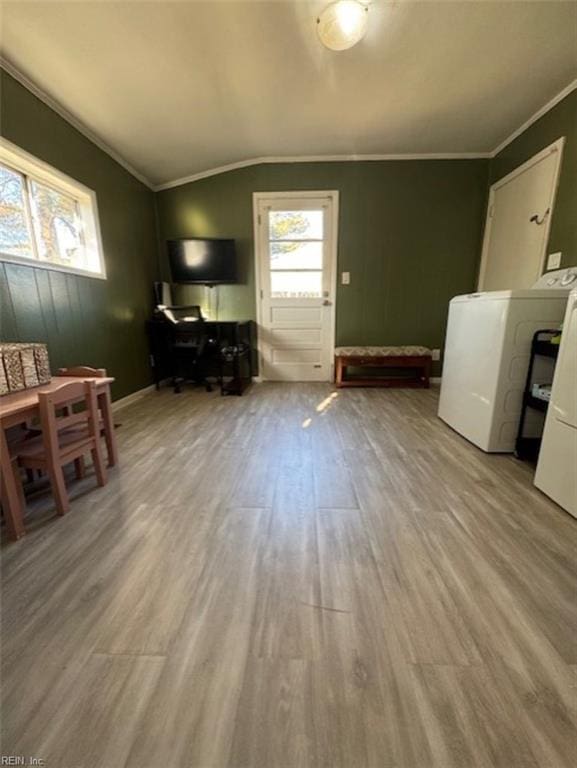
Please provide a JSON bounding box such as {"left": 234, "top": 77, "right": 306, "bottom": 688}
{"left": 255, "top": 192, "right": 338, "bottom": 381}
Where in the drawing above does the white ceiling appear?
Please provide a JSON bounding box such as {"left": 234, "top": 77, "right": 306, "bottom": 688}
{"left": 1, "top": 1, "right": 576, "bottom": 188}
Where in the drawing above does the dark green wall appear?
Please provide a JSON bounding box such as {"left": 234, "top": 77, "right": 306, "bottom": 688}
{"left": 157, "top": 160, "right": 489, "bottom": 358}
{"left": 489, "top": 89, "right": 577, "bottom": 268}
{"left": 4, "top": 61, "right": 571, "bottom": 391}
{"left": 0, "top": 69, "right": 160, "bottom": 400}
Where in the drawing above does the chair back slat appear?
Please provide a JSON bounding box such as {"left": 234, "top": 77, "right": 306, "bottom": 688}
{"left": 57, "top": 366, "right": 107, "bottom": 378}
{"left": 39, "top": 381, "right": 86, "bottom": 408}
{"left": 38, "top": 381, "right": 100, "bottom": 447}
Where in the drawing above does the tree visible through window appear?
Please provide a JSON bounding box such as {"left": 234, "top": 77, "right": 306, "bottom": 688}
{"left": 29, "top": 179, "right": 83, "bottom": 266}
{"left": 0, "top": 144, "right": 105, "bottom": 277}
{"left": 268, "top": 210, "right": 323, "bottom": 298}
{"left": 0, "top": 165, "right": 33, "bottom": 260}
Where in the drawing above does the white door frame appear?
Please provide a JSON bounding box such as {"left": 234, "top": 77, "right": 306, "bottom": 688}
{"left": 252, "top": 190, "right": 339, "bottom": 381}
{"left": 477, "top": 136, "right": 565, "bottom": 291}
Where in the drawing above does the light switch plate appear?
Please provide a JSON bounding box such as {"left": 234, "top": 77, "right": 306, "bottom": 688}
{"left": 547, "top": 252, "right": 562, "bottom": 270}
{"left": 432, "top": 349, "right": 441, "bottom": 361}
{"left": 341, "top": 271, "right": 350, "bottom": 285}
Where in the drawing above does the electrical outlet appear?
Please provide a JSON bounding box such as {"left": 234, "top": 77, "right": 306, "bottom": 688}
{"left": 547, "top": 252, "right": 562, "bottom": 270}
{"left": 341, "top": 271, "right": 350, "bottom": 285}
{"left": 432, "top": 349, "right": 441, "bottom": 361}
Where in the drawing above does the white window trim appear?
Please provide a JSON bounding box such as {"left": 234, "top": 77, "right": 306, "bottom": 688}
{"left": 0, "top": 137, "right": 106, "bottom": 279}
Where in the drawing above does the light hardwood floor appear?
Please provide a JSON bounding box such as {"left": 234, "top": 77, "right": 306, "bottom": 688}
{"left": 1, "top": 383, "right": 576, "bottom": 768}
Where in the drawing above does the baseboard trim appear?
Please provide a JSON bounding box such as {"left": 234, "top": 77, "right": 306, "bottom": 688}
{"left": 111, "top": 384, "right": 156, "bottom": 412}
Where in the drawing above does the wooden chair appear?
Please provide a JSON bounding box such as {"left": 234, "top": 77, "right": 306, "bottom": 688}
{"left": 56, "top": 366, "right": 114, "bottom": 471}
{"left": 13, "top": 381, "right": 107, "bottom": 516}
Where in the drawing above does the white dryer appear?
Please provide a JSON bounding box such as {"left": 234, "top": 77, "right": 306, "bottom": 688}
{"left": 438, "top": 268, "right": 577, "bottom": 452}
{"left": 534, "top": 288, "right": 577, "bottom": 517}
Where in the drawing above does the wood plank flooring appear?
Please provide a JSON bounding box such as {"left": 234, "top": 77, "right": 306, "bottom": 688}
{"left": 1, "top": 383, "right": 576, "bottom": 768}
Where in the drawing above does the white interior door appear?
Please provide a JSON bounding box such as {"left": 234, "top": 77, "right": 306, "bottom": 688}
{"left": 255, "top": 192, "right": 338, "bottom": 381}
{"left": 478, "top": 138, "right": 564, "bottom": 291}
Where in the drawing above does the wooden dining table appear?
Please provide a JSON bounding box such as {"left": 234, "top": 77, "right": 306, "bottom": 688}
{"left": 0, "top": 376, "right": 116, "bottom": 541}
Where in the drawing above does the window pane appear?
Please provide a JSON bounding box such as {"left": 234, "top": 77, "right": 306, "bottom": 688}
{"left": 269, "top": 210, "right": 323, "bottom": 240}
{"left": 0, "top": 164, "right": 34, "bottom": 259}
{"left": 270, "top": 241, "right": 322, "bottom": 270}
{"left": 271, "top": 271, "right": 322, "bottom": 298}
{"left": 29, "top": 179, "right": 83, "bottom": 266}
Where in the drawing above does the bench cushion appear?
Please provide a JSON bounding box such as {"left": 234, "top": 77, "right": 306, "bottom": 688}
{"left": 335, "top": 345, "right": 431, "bottom": 358}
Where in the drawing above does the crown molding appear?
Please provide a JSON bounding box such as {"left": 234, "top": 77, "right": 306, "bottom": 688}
{"left": 3, "top": 56, "right": 575, "bottom": 193}
{"left": 0, "top": 57, "right": 154, "bottom": 190}
{"left": 491, "top": 78, "right": 577, "bottom": 157}
{"left": 154, "top": 152, "right": 492, "bottom": 191}
{"left": 154, "top": 77, "right": 577, "bottom": 190}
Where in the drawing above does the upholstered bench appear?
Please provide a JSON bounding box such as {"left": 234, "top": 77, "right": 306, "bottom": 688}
{"left": 334, "top": 346, "right": 432, "bottom": 388}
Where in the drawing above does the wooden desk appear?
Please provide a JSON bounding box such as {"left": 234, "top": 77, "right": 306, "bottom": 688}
{"left": 0, "top": 376, "right": 116, "bottom": 541}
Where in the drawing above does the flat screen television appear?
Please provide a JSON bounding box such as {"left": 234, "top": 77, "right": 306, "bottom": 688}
{"left": 167, "top": 238, "right": 238, "bottom": 284}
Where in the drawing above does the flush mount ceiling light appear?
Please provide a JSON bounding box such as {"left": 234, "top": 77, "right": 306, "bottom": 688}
{"left": 317, "top": 0, "right": 369, "bottom": 51}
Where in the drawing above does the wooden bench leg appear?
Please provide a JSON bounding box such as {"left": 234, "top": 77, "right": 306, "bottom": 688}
{"left": 423, "top": 358, "right": 432, "bottom": 388}
{"left": 335, "top": 357, "right": 344, "bottom": 388}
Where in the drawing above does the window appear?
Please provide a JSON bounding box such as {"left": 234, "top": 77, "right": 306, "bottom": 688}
{"left": 268, "top": 209, "right": 324, "bottom": 297}
{"left": 0, "top": 139, "right": 105, "bottom": 278}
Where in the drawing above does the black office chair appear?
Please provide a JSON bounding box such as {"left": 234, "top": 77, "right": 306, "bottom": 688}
{"left": 171, "top": 316, "right": 212, "bottom": 393}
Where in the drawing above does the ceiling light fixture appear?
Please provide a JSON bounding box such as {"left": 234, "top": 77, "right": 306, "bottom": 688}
{"left": 317, "top": 0, "right": 369, "bottom": 52}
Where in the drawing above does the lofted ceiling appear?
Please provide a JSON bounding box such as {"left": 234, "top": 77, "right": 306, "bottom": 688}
{"left": 0, "top": 1, "right": 576, "bottom": 188}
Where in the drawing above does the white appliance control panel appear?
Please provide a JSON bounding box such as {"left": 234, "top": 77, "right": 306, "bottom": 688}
{"left": 533, "top": 267, "right": 577, "bottom": 289}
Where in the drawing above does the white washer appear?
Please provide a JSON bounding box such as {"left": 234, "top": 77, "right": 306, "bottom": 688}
{"left": 438, "top": 268, "right": 577, "bottom": 452}
{"left": 534, "top": 288, "right": 577, "bottom": 517}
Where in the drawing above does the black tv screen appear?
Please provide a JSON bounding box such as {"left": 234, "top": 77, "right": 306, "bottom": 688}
{"left": 167, "top": 238, "right": 237, "bottom": 284}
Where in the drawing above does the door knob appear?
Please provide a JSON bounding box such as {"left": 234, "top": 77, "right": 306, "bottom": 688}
{"left": 323, "top": 299, "right": 332, "bottom": 306}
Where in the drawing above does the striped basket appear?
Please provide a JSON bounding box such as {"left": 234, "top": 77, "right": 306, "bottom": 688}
{"left": 0, "top": 343, "right": 51, "bottom": 396}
